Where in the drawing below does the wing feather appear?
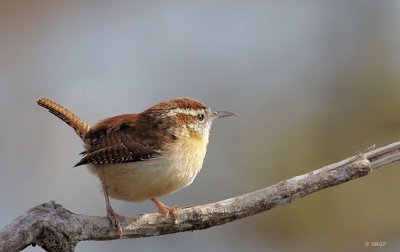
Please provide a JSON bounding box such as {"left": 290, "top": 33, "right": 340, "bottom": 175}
{"left": 75, "top": 114, "right": 172, "bottom": 167}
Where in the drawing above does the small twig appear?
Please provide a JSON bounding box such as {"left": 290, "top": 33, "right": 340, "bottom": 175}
{"left": 1, "top": 141, "right": 400, "bottom": 251}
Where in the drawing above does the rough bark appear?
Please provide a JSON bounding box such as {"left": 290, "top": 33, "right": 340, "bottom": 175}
{"left": 1, "top": 141, "right": 400, "bottom": 251}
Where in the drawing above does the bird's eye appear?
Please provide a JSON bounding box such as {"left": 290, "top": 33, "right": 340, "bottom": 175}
{"left": 197, "top": 114, "right": 205, "bottom": 121}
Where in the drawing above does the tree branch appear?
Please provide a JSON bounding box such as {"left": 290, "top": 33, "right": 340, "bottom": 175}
{"left": 2, "top": 141, "right": 400, "bottom": 251}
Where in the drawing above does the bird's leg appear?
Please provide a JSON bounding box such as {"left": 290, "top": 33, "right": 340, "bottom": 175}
{"left": 151, "top": 198, "right": 180, "bottom": 223}
{"left": 102, "top": 182, "right": 125, "bottom": 237}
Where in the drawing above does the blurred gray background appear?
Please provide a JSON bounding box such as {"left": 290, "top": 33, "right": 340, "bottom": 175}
{"left": 1, "top": 1, "right": 400, "bottom": 251}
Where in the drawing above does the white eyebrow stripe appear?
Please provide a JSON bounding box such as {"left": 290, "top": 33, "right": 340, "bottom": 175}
{"left": 166, "top": 108, "right": 204, "bottom": 117}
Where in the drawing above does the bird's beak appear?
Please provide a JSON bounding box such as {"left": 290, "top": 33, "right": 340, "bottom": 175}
{"left": 212, "top": 110, "right": 237, "bottom": 119}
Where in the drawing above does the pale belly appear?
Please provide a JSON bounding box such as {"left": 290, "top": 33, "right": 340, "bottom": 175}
{"left": 88, "top": 137, "right": 208, "bottom": 202}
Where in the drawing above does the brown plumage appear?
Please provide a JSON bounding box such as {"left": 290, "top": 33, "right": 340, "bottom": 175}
{"left": 37, "top": 97, "right": 208, "bottom": 167}
{"left": 76, "top": 113, "right": 169, "bottom": 166}
{"left": 37, "top": 98, "right": 90, "bottom": 139}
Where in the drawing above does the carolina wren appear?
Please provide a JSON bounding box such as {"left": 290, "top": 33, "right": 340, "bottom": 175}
{"left": 37, "top": 97, "right": 235, "bottom": 234}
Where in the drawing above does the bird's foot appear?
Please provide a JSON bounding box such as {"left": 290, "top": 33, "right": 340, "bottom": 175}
{"left": 106, "top": 206, "right": 125, "bottom": 238}
{"left": 151, "top": 198, "right": 181, "bottom": 223}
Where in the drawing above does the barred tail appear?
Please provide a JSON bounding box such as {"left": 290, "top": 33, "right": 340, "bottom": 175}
{"left": 37, "top": 97, "right": 90, "bottom": 140}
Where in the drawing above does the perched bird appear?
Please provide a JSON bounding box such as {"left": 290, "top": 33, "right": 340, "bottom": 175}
{"left": 37, "top": 97, "right": 235, "bottom": 235}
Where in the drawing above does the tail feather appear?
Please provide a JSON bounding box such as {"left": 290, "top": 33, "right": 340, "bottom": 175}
{"left": 37, "top": 97, "right": 90, "bottom": 140}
